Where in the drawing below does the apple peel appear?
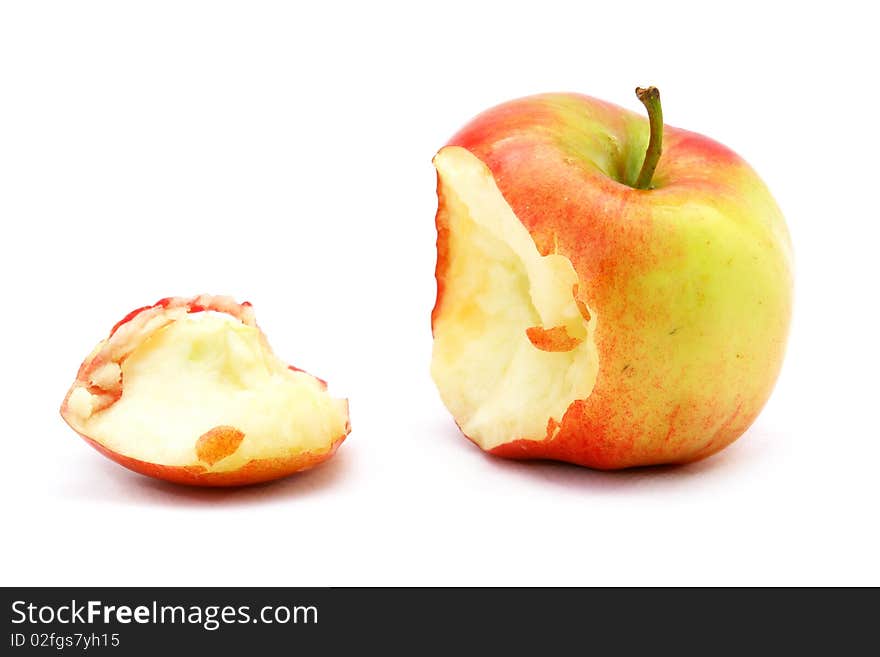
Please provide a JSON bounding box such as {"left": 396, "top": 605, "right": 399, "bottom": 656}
{"left": 61, "top": 295, "right": 350, "bottom": 487}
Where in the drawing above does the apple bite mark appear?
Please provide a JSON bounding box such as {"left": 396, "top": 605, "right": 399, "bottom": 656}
{"left": 431, "top": 146, "right": 599, "bottom": 452}
{"left": 61, "top": 295, "right": 350, "bottom": 486}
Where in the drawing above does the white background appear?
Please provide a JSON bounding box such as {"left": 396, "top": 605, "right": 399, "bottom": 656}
{"left": 1, "top": 1, "right": 877, "bottom": 586}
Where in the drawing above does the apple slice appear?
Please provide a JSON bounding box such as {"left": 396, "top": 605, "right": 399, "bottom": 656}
{"left": 61, "top": 295, "right": 350, "bottom": 486}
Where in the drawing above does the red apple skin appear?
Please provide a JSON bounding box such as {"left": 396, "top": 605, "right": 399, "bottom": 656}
{"left": 60, "top": 295, "right": 350, "bottom": 487}
{"left": 71, "top": 431, "right": 347, "bottom": 487}
{"left": 433, "top": 93, "right": 792, "bottom": 469}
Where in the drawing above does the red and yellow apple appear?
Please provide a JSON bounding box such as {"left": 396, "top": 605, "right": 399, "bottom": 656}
{"left": 431, "top": 88, "right": 792, "bottom": 469}
{"left": 61, "top": 295, "right": 350, "bottom": 486}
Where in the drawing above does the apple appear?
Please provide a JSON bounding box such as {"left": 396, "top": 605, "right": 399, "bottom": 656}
{"left": 61, "top": 295, "right": 350, "bottom": 486}
{"left": 431, "top": 87, "right": 792, "bottom": 469}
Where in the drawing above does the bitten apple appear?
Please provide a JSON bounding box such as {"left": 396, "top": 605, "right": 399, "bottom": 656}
{"left": 431, "top": 88, "right": 792, "bottom": 469}
{"left": 61, "top": 295, "right": 350, "bottom": 486}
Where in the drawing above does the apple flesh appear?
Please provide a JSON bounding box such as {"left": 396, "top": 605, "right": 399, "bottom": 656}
{"left": 431, "top": 92, "right": 792, "bottom": 469}
{"left": 61, "top": 295, "right": 350, "bottom": 486}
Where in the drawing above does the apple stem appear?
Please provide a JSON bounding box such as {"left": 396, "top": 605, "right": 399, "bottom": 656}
{"left": 634, "top": 86, "right": 663, "bottom": 190}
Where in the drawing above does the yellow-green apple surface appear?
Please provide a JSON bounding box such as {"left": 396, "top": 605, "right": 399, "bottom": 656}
{"left": 431, "top": 87, "right": 792, "bottom": 469}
